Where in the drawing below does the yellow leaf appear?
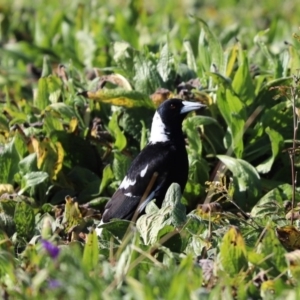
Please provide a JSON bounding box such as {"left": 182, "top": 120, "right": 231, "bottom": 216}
{"left": 81, "top": 89, "right": 154, "bottom": 109}
{"left": 275, "top": 225, "right": 300, "bottom": 251}
{"left": 31, "top": 137, "right": 46, "bottom": 169}
{"left": 68, "top": 117, "right": 78, "bottom": 133}
{"left": 53, "top": 142, "right": 64, "bottom": 180}
{"left": 0, "top": 184, "right": 14, "bottom": 196}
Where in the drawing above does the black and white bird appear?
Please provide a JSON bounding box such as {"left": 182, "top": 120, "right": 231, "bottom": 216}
{"left": 101, "top": 98, "right": 206, "bottom": 223}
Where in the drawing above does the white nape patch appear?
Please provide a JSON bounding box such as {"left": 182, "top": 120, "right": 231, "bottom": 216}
{"left": 149, "top": 112, "right": 170, "bottom": 143}
{"left": 140, "top": 164, "right": 149, "bottom": 178}
{"left": 120, "top": 176, "right": 136, "bottom": 189}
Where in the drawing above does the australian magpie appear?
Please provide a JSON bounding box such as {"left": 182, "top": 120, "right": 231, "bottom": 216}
{"left": 101, "top": 98, "right": 206, "bottom": 223}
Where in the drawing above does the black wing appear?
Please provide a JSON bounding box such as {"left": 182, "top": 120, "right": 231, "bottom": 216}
{"left": 102, "top": 142, "right": 182, "bottom": 222}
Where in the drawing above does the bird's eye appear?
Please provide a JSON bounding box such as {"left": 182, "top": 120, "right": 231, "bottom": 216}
{"left": 170, "top": 104, "right": 176, "bottom": 109}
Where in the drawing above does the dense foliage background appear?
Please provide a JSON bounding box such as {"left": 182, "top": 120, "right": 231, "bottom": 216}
{"left": 1, "top": 0, "right": 300, "bottom": 298}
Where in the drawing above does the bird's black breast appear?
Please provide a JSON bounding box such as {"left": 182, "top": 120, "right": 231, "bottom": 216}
{"left": 102, "top": 140, "right": 189, "bottom": 222}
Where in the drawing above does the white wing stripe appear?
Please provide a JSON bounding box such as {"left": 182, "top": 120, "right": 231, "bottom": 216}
{"left": 120, "top": 176, "right": 136, "bottom": 189}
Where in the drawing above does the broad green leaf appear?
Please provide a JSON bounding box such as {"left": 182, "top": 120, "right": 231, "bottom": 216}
{"left": 0, "top": 250, "right": 15, "bottom": 279}
{"left": 45, "top": 103, "right": 77, "bottom": 121}
{"left": 289, "top": 44, "right": 300, "bottom": 75}
{"left": 41, "top": 55, "right": 52, "bottom": 77}
{"left": 196, "top": 17, "right": 225, "bottom": 75}
{"left": 133, "top": 51, "right": 164, "bottom": 95}
{"left": 162, "top": 183, "right": 186, "bottom": 227}
{"left": 82, "top": 228, "right": 99, "bottom": 271}
{"left": 0, "top": 198, "right": 18, "bottom": 216}
{"left": 251, "top": 184, "right": 300, "bottom": 217}
{"left": 14, "top": 201, "right": 35, "bottom": 240}
{"left": 256, "top": 225, "right": 287, "bottom": 277}
{"left": 137, "top": 183, "right": 186, "bottom": 245}
{"left": 43, "top": 112, "right": 65, "bottom": 132}
{"left": 256, "top": 128, "right": 284, "bottom": 174}
{"left": 18, "top": 153, "right": 38, "bottom": 176}
{"left": 3, "top": 107, "right": 27, "bottom": 124}
{"left": 113, "top": 41, "right": 135, "bottom": 78}
{"left": 0, "top": 138, "right": 20, "bottom": 184}
{"left": 100, "top": 219, "right": 132, "bottom": 241}
{"left": 254, "top": 29, "right": 275, "bottom": 71}
{"left": 220, "top": 226, "right": 248, "bottom": 276}
{"left": 0, "top": 213, "right": 15, "bottom": 237}
{"left": 157, "top": 43, "right": 174, "bottom": 82}
{"left": 167, "top": 255, "right": 202, "bottom": 300}
{"left": 183, "top": 40, "right": 197, "bottom": 73}
{"left": 99, "top": 164, "right": 114, "bottom": 195}
{"left": 35, "top": 76, "right": 62, "bottom": 110}
{"left": 83, "top": 88, "right": 155, "bottom": 109}
{"left": 232, "top": 49, "right": 255, "bottom": 106}
{"left": 183, "top": 115, "right": 220, "bottom": 128}
{"left": 183, "top": 117, "right": 203, "bottom": 156}
{"left": 108, "top": 111, "right": 127, "bottom": 151}
{"left": 112, "top": 152, "right": 132, "bottom": 181}
{"left": 217, "top": 155, "right": 261, "bottom": 209}
{"left": 214, "top": 73, "right": 246, "bottom": 158}
{"left": 19, "top": 171, "right": 49, "bottom": 195}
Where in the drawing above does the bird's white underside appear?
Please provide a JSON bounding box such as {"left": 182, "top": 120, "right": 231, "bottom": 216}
{"left": 149, "top": 112, "right": 170, "bottom": 143}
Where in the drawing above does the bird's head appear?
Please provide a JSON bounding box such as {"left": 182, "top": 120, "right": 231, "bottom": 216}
{"left": 150, "top": 99, "right": 206, "bottom": 143}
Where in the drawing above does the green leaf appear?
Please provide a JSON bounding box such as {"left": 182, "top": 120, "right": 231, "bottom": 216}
{"left": 19, "top": 172, "right": 49, "bottom": 195}
{"left": 99, "top": 164, "right": 114, "bottom": 195}
{"left": 217, "top": 155, "right": 261, "bottom": 209}
{"left": 45, "top": 103, "right": 77, "bottom": 121}
{"left": 41, "top": 55, "right": 52, "bottom": 77}
{"left": 0, "top": 138, "right": 20, "bottom": 184}
{"left": 113, "top": 41, "right": 135, "bottom": 78}
{"left": 219, "top": 226, "right": 248, "bottom": 276}
{"left": 214, "top": 74, "right": 246, "bottom": 158}
{"left": 35, "top": 76, "right": 62, "bottom": 110}
{"left": 196, "top": 17, "right": 225, "bottom": 75}
{"left": 84, "top": 88, "right": 154, "bottom": 109}
{"left": 108, "top": 111, "right": 127, "bottom": 151}
{"left": 137, "top": 183, "right": 186, "bottom": 245}
{"left": 256, "top": 225, "right": 287, "bottom": 277}
{"left": 100, "top": 219, "right": 132, "bottom": 241}
{"left": 251, "top": 184, "right": 300, "bottom": 217}
{"left": 254, "top": 29, "right": 275, "bottom": 71}
{"left": 82, "top": 228, "right": 99, "bottom": 271}
{"left": 256, "top": 127, "right": 284, "bottom": 174}
{"left": 112, "top": 152, "right": 132, "bottom": 181}
{"left": 162, "top": 183, "right": 186, "bottom": 227}
{"left": 0, "top": 212, "right": 15, "bottom": 237}
{"left": 14, "top": 201, "right": 35, "bottom": 240}
{"left": 183, "top": 40, "right": 197, "bottom": 73}
{"left": 157, "top": 43, "right": 174, "bottom": 82}
{"left": 18, "top": 153, "right": 38, "bottom": 176}
{"left": 232, "top": 49, "right": 255, "bottom": 105}
{"left": 184, "top": 115, "right": 221, "bottom": 128}
{"left": 133, "top": 51, "right": 164, "bottom": 95}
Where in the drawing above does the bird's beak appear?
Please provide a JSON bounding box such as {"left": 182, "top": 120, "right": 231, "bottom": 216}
{"left": 180, "top": 101, "right": 206, "bottom": 114}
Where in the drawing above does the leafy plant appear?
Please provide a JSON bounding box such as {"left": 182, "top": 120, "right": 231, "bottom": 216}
{"left": 1, "top": 0, "right": 300, "bottom": 298}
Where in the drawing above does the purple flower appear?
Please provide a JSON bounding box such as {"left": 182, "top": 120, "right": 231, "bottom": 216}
{"left": 48, "top": 279, "right": 61, "bottom": 289}
{"left": 41, "top": 239, "right": 60, "bottom": 259}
